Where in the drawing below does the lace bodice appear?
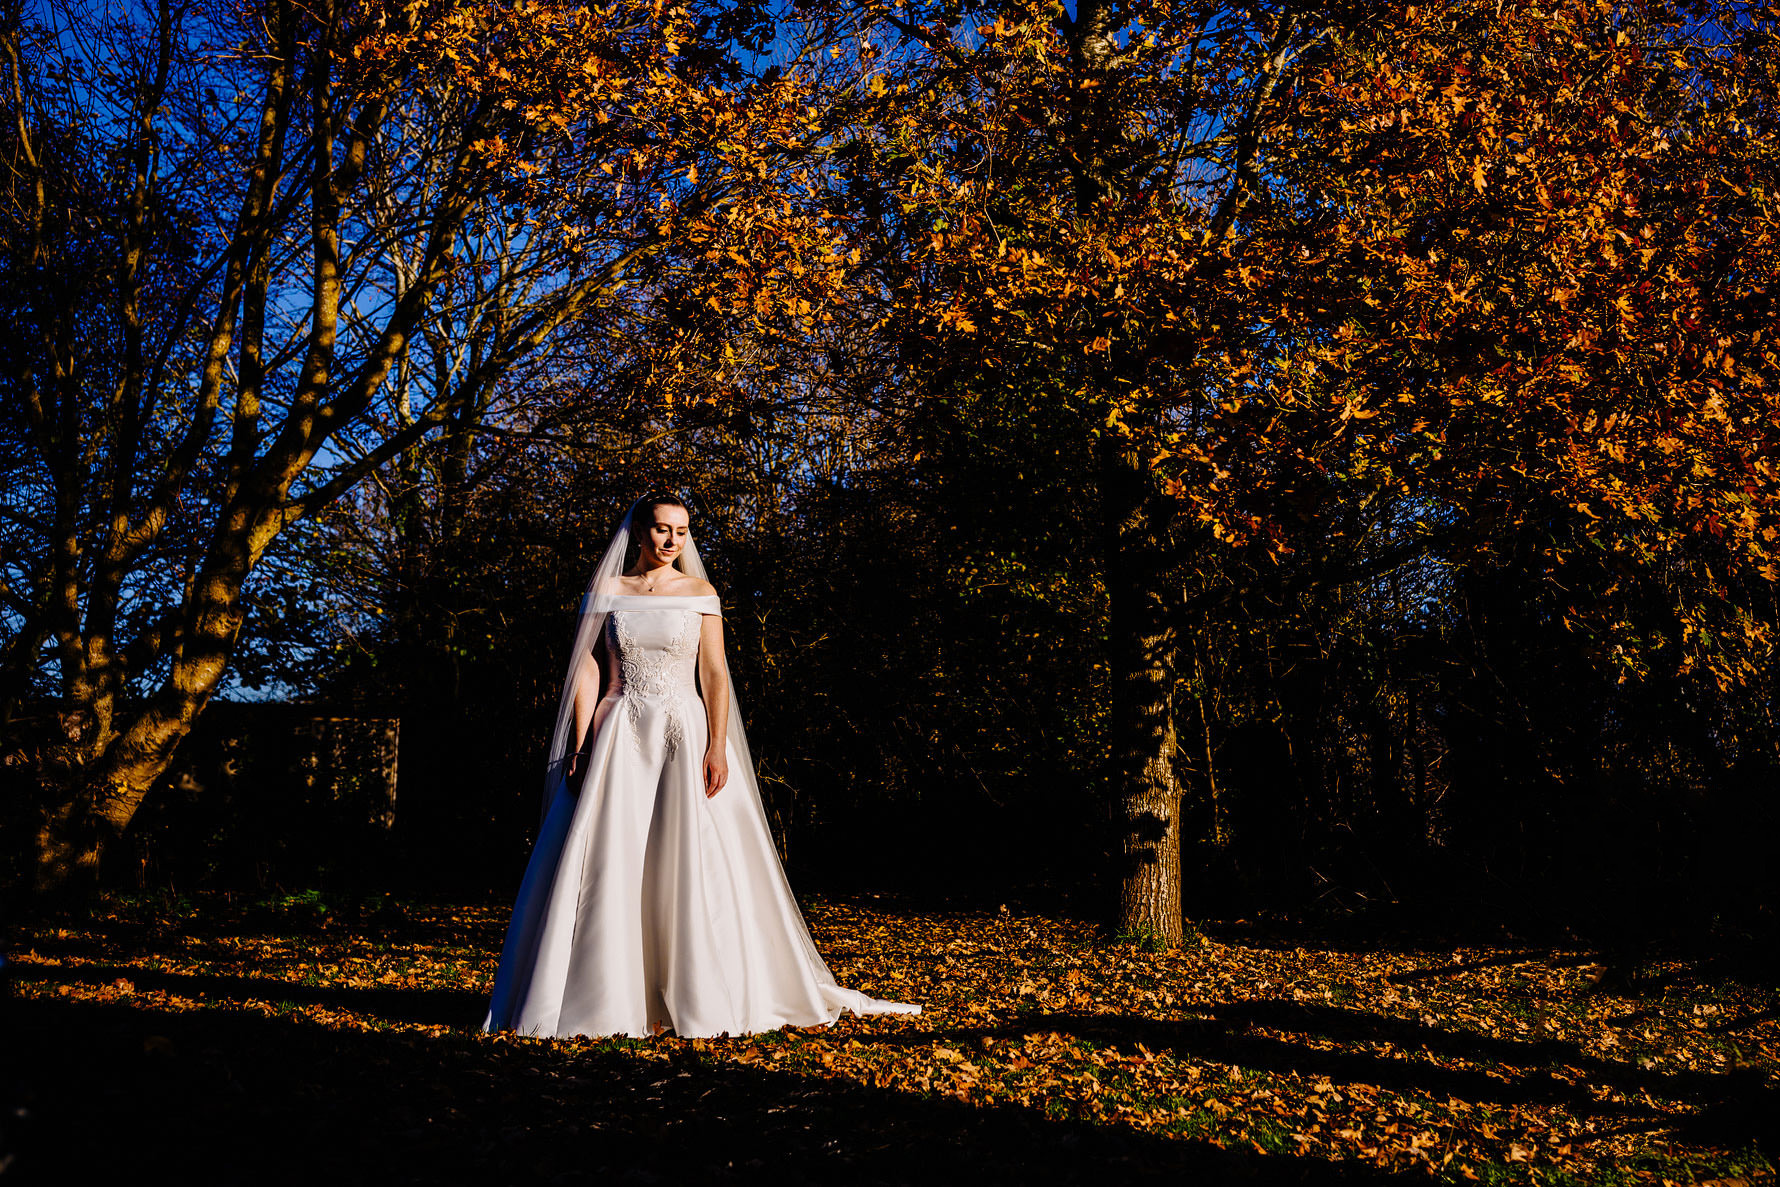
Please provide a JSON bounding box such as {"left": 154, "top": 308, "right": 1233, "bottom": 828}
{"left": 602, "top": 595, "right": 721, "bottom": 760}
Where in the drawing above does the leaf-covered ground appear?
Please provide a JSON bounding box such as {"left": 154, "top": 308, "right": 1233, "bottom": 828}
{"left": 5, "top": 892, "right": 1775, "bottom": 1185}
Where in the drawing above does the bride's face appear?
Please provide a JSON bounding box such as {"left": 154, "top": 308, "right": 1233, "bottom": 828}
{"left": 640, "top": 504, "right": 691, "bottom": 567}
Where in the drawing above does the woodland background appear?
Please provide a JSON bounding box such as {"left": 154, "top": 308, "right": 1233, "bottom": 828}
{"left": 2, "top": 0, "right": 1778, "bottom": 950}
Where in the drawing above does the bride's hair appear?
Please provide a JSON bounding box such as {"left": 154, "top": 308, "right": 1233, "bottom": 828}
{"left": 626, "top": 490, "right": 691, "bottom": 569}
{"left": 630, "top": 490, "right": 689, "bottom": 527}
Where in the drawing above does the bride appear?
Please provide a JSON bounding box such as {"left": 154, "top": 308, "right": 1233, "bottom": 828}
{"left": 482, "top": 492, "right": 920, "bottom": 1038}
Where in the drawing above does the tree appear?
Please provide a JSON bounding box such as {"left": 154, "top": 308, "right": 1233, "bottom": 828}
{"left": 828, "top": 0, "right": 1780, "bottom": 943}
{"left": 0, "top": 0, "right": 848, "bottom": 896}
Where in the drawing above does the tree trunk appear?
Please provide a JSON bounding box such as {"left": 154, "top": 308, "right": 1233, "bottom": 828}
{"left": 1103, "top": 444, "right": 1187, "bottom": 947}
{"left": 32, "top": 797, "right": 104, "bottom": 903}
{"left": 1193, "top": 641, "right": 1228, "bottom": 850}
{"left": 1062, "top": 0, "right": 1190, "bottom": 945}
{"left": 32, "top": 512, "right": 265, "bottom": 896}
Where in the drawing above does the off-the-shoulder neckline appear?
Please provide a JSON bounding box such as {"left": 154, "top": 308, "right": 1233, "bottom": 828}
{"left": 594, "top": 580, "right": 718, "bottom": 597}
{"left": 602, "top": 593, "right": 720, "bottom": 602}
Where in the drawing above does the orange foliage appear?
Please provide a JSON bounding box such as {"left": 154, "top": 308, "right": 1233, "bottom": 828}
{"left": 858, "top": 0, "right": 1779, "bottom": 685}
{"left": 344, "top": 0, "right": 854, "bottom": 402}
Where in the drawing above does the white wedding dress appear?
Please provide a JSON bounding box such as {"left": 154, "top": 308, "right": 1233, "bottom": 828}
{"left": 482, "top": 594, "right": 919, "bottom": 1038}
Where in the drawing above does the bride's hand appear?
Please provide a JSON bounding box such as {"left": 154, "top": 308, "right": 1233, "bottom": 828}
{"left": 703, "top": 747, "right": 728, "bottom": 799}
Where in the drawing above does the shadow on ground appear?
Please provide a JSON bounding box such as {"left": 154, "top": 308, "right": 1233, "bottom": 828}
{"left": 853, "top": 1004, "right": 1776, "bottom": 1149}
{"left": 7, "top": 981, "right": 1422, "bottom": 1187}
{"left": 10, "top": 960, "right": 490, "bottom": 1027}
{"left": 6, "top": 903, "right": 1774, "bottom": 1185}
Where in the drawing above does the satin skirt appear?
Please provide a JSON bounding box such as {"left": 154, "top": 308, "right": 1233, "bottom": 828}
{"left": 482, "top": 688, "right": 919, "bottom": 1038}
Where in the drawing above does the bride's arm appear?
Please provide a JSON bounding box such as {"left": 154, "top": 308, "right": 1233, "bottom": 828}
{"left": 568, "top": 650, "right": 603, "bottom": 775}
{"left": 697, "top": 615, "right": 729, "bottom": 797}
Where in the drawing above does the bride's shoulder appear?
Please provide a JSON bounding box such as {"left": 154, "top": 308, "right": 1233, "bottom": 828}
{"left": 679, "top": 576, "right": 719, "bottom": 598}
